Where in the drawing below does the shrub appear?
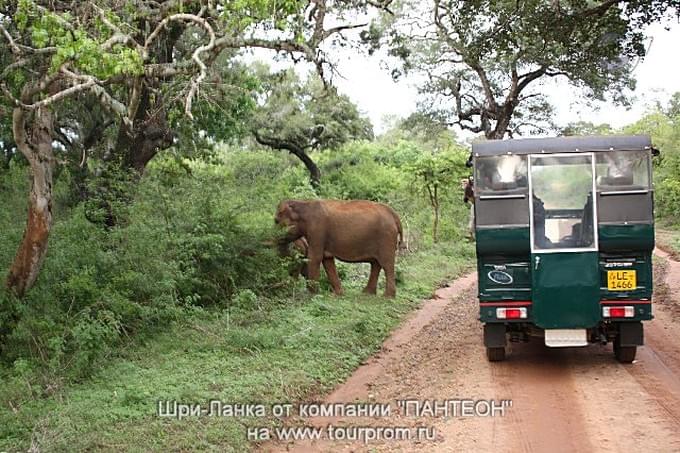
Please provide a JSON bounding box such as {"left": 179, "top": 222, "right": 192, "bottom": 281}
{"left": 0, "top": 139, "right": 472, "bottom": 384}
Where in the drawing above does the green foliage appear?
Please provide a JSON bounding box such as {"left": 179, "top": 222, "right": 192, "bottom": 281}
{"left": 1, "top": 0, "right": 381, "bottom": 187}
{"left": 172, "top": 57, "right": 261, "bottom": 150}
{"left": 0, "top": 237, "right": 474, "bottom": 451}
{"left": 218, "top": 0, "right": 307, "bottom": 33}
{"left": 408, "top": 149, "right": 468, "bottom": 192}
{"left": 0, "top": 138, "right": 475, "bottom": 450}
{"left": 369, "top": 0, "right": 678, "bottom": 138}
{"left": 407, "top": 147, "right": 469, "bottom": 241}
{"left": 622, "top": 97, "right": 680, "bottom": 221}
{"left": 252, "top": 66, "right": 374, "bottom": 151}
{"left": 383, "top": 112, "right": 460, "bottom": 152}
{"left": 317, "top": 142, "right": 406, "bottom": 201}
{"left": 15, "top": 0, "right": 143, "bottom": 78}
{"left": 561, "top": 121, "right": 614, "bottom": 136}
{"left": 0, "top": 137, "right": 472, "bottom": 387}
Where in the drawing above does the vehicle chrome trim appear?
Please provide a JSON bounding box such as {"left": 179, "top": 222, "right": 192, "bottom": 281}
{"left": 600, "top": 189, "right": 650, "bottom": 196}
{"left": 600, "top": 300, "right": 651, "bottom": 305}
{"left": 484, "top": 288, "right": 531, "bottom": 292}
{"left": 479, "top": 194, "right": 527, "bottom": 200}
{"left": 476, "top": 224, "right": 530, "bottom": 229}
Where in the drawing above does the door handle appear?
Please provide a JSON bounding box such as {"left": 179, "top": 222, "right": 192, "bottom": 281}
{"left": 534, "top": 256, "right": 541, "bottom": 270}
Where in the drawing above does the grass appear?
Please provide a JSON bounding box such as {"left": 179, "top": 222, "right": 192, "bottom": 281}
{"left": 656, "top": 224, "right": 680, "bottom": 259}
{"left": 0, "top": 241, "right": 475, "bottom": 452}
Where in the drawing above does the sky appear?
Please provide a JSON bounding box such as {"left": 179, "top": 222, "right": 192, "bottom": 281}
{"left": 324, "top": 18, "right": 680, "bottom": 135}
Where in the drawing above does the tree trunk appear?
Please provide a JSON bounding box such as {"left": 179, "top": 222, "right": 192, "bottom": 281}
{"left": 87, "top": 87, "right": 173, "bottom": 227}
{"left": 252, "top": 131, "right": 321, "bottom": 187}
{"left": 292, "top": 147, "right": 321, "bottom": 187}
{"left": 487, "top": 117, "right": 511, "bottom": 140}
{"left": 113, "top": 87, "right": 174, "bottom": 175}
{"left": 433, "top": 204, "right": 440, "bottom": 243}
{"left": 6, "top": 107, "right": 55, "bottom": 297}
{"left": 109, "top": 24, "right": 182, "bottom": 175}
{"left": 489, "top": 106, "right": 514, "bottom": 139}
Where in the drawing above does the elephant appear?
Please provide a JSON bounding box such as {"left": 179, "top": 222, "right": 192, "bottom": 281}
{"left": 275, "top": 199, "right": 403, "bottom": 297}
{"left": 278, "top": 237, "right": 310, "bottom": 278}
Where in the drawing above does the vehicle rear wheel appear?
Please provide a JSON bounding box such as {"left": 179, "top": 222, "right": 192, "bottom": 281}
{"left": 486, "top": 346, "right": 506, "bottom": 362}
{"left": 614, "top": 336, "right": 637, "bottom": 363}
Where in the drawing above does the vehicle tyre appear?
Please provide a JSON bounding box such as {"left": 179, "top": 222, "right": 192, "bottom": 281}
{"left": 486, "top": 346, "right": 506, "bottom": 362}
{"left": 614, "top": 336, "right": 637, "bottom": 363}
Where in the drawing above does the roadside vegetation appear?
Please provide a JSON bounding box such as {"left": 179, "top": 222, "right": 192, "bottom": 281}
{"left": 0, "top": 139, "right": 475, "bottom": 450}
{"left": 625, "top": 94, "right": 680, "bottom": 256}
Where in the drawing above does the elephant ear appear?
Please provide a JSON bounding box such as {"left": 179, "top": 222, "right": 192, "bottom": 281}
{"left": 286, "top": 201, "right": 302, "bottom": 221}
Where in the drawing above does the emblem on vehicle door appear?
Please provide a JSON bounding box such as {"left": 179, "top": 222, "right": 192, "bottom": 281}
{"left": 488, "top": 270, "right": 513, "bottom": 285}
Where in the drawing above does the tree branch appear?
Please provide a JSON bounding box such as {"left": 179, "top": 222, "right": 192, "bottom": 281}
{"left": 0, "top": 22, "right": 22, "bottom": 54}
{"left": 140, "top": 12, "right": 217, "bottom": 119}
{"left": 252, "top": 129, "right": 320, "bottom": 186}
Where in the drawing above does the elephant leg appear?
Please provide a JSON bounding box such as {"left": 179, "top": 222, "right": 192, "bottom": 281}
{"left": 323, "top": 257, "right": 343, "bottom": 295}
{"left": 363, "top": 261, "right": 381, "bottom": 295}
{"left": 306, "top": 252, "right": 322, "bottom": 293}
{"left": 381, "top": 256, "right": 397, "bottom": 298}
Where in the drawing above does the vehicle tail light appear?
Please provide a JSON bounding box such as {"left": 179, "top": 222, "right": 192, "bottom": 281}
{"left": 602, "top": 306, "right": 635, "bottom": 318}
{"left": 496, "top": 307, "right": 527, "bottom": 319}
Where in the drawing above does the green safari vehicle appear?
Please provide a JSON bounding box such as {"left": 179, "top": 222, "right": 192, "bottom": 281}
{"left": 473, "top": 135, "right": 656, "bottom": 363}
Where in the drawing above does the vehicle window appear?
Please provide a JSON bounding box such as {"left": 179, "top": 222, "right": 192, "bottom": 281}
{"left": 476, "top": 155, "right": 528, "bottom": 193}
{"left": 530, "top": 154, "right": 596, "bottom": 251}
{"left": 596, "top": 150, "right": 650, "bottom": 189}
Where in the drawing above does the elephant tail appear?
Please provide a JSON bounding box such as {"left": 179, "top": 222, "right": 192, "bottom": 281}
{"left": 393, "top": 211, "right": 404, "bottom": 250}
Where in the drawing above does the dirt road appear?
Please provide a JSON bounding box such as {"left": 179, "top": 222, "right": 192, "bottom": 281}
{"left": 261, "top": 249, "right": 680, "bottom": 453}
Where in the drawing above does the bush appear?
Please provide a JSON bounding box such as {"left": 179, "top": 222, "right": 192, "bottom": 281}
{"left": 0, "top": 138, "right": 472, "bottom": 386}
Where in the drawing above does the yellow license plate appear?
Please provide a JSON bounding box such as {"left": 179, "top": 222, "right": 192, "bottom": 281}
{"left": 607, "top": 270, "right": 636, "bottom": 291}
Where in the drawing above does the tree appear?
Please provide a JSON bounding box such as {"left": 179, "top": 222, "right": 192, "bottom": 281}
{"left": 561, "top": 121, "right": 613, "bottom": 136}
{"left": 381, "top": 111, "right": 458, "bottom": 152}
{"left": 663, "top": 92, "right": 680, "bottom": 118}
{"left": 251, "top": 66, "right": 374, "bottom": 186}
{"left": 408, "top": 148, "right": 467, "bottom": 242}
{"left": 0, "top": 0, "right": 389, "bottom": 297}
{"left": 366, "top": 0, "right": 679, "bottom": 139}
{"left": 622, "top": 93, "right": 680, "bottom": 219}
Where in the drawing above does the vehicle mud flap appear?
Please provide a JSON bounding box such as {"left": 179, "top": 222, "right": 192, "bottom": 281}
{"left": 484, "top": 323, "right": 507, "bottom": 348}
{"left": 618, "top": 321, "right": 644, "bottom": 346}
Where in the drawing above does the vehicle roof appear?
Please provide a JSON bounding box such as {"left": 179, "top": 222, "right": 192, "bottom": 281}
{"left": 472, "top": 135, "right": 652, "bottom": 157}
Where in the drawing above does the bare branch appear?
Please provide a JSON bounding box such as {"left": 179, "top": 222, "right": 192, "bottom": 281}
{"left": 22, "top": 80, "right": 98, "bottom": 110}
{"left": 144, "top": 13, "right": 210, "bottom": 55}
{"left": 138, "top": 12, "right": 217, "bottom": 119}
{"left": 0, "top": 58, "right": 29, "bottom": 82}
{"left": 366, "top": 0, "right": 394, "bottom": 15}
{"left": 61, "top": 68, "right": 132, "bottom": 127}
{"left": 92, "top": 3, "right": 145, "bottom": 53}
{"left": 310, "top": 0, "right": 327, "bottom": 45}
{"left": 0, "top": 22, "right": 22, "bottom": 54}
{"left": 321, "top": 23, "right": 367, "bottom": 41}
{"left": 582, "top": 0, "right": 619, "bottom": 17}
{"left": 127, "top": 77, "right": 144, "bottom": 122}
{"left": 517, "top": 67, "right": 547, "bottom": 93}
{"left": 468, "top": 61, "right": 498, "bottom": 112}
{"left": 0, "top": 84, "right": 20, "bottom": 107}
{"left": 545, "top": 70, "right": 570, "bottom": 78}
